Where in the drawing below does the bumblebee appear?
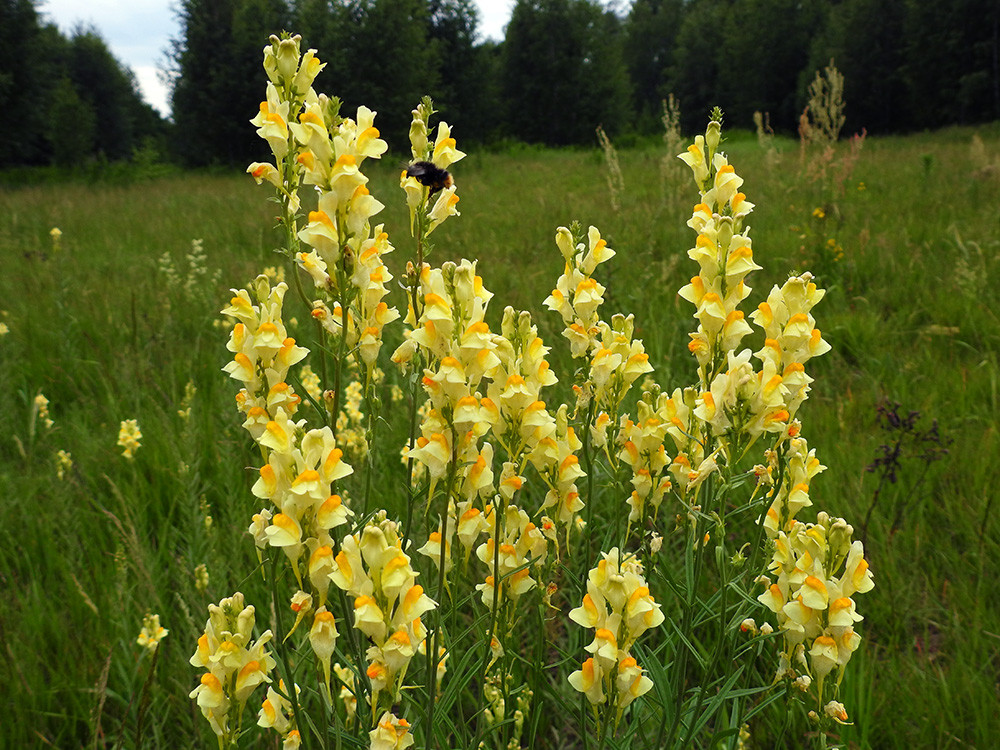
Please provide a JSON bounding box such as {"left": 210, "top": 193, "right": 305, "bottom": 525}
{"left": 405, "top": 160, "right": 453, "bottom": 196}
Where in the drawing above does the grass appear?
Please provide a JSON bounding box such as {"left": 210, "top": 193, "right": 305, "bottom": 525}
{"left": 1, "top": 121, "right": 999, "bottom": 749}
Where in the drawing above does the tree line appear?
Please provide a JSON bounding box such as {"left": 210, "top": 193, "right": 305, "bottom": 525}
{"left": 2, "top": 0, "right": 998, "bottom": 169}
{"left": 0, "top": 0, "right": 167, "bottom": 167}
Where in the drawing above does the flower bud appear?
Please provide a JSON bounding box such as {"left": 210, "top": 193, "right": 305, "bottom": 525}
{"left": 555, "top": 227, "right": 574, "bottom": 262}
{"left": 276, "top": 36, "right": 301, "bottom": 84}
{"left": 706, "top": 119, "right": 722, "bottom": 155}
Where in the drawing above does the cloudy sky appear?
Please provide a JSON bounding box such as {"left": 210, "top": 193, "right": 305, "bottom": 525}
{"left": 36, "top": 0, "right": 517, "bottom": 118}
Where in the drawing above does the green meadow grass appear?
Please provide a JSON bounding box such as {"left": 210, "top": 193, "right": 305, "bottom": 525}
{"left": 1, "top": 124, "right": 999, "bottom": 748}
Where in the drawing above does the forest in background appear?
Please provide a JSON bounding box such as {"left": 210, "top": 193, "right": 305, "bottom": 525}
{"left": 2, "top": 0, "right": 999, "bottom": 168}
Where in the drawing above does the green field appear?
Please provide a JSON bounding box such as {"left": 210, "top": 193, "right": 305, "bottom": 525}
{"left": 2, "top": 123, "right": 999, "bottom": 749}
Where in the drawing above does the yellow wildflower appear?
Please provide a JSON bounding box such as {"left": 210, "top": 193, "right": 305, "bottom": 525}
{"left": 117, "top": 419, "right": 142, "bottom": 458}
{"left": 137, "top": 613, "right": 168, "bottom": 651}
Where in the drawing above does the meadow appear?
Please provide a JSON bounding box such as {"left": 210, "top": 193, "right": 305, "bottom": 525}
{"left": 1, "top": 120, "right": 999, "bottom": 749}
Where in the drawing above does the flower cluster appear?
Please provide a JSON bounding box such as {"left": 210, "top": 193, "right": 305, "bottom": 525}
{"left": 136, "top": 612, "right": 168, "bottom": 652}
{"left": 224, "top": 276, "right": 355, "bottom": 592}
{"left": 482, "top": 311, "right": 581, "bottom": 535}
{"left": 474, "top": 504, "right": 549, "bottom": 607}
{"left": 55, "top": 449, "right": 72, "bottom": 480}
{"left": 677, "top": 117, "right": 873, "bottom": 722}
{"left": 545, "top": 226, "right": 653, "bottom": 416}
{"left": 330, "top": 515, "right": 437, "bottom": 720}
{"left": 757, "top": 440, "right": 874, "bottom": 715}
{"left": 677, "top": 122, "right": 834, "bottom": 458}
{"left": 189, "top": 593, "right": 276, "bottom": 741}
{"left": 248, "top": 34, "right": 398, "bottom": 385}
{"left": 34, "top": 393, "right": 52, "bottom": 430}
{"left": 396, "top": 260, "right": 500, "bottom": 506}
{"left": 544, "top": 225, "right": 615, "bottom": 359}
{"left": 616, "top": 396, "right": 674, "bottom": 526}
{"left": 749, "top": 273, "right": 831, "bottom": 424}
{"left": 117, "top": 419, "right": 142, "bottom": 458}
{"left": 221, "top": 275, "right": 307, "bottom": 432}
{"left": 568, "top": 549, "right": 663, "bottom": 719}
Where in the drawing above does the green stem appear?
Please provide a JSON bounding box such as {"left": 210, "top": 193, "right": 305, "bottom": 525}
{"left": 268, "top": 554, "right": 311, "bottom": 750}
{"left": 425, "top": 429, "right": 458, "bottom": 749}
{"left": 582, "top": 399, "right": 598, "bottom": 561}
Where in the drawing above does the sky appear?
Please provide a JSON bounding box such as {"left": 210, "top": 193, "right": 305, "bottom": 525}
{"left": 36, "top": 0, "right": 517, "bottom": 119}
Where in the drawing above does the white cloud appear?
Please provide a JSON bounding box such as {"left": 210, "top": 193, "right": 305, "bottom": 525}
{"left": 133, "top": 66, "right": 171, "bottom": 117}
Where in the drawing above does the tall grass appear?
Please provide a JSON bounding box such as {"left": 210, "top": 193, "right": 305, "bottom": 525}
{"left": 1, "top": 120, "right": 998, "bottom": 748}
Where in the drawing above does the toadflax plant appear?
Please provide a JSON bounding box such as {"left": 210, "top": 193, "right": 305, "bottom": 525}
{"left": 196, "top": 34, "right": 874, "bottom": 750}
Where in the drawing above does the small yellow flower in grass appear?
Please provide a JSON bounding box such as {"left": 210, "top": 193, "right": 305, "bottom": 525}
{"left": 137, "top": 613, "right": 168, "bottom": 651}
{"left": 117, "top": 419, "right": 142, "bottom": 458}
{"left": 50, "top": 227, "right": 62, "bottom": 250}
{"left": 194, "top": 563, "right": 209, "bottom": 593}
{"left": 34, "top": 394, "right": 53, "bottom": 429}
{"left": 812, "top": 207, "right": 825, "bottom": 219}
{"left": 56, "top": 450, "right": 72, "bottom": 480}
{"left": 0, "top": 322, "right": 8, "bottom": 336}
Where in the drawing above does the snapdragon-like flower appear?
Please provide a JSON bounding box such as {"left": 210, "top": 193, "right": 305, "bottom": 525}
{"left": 568, "top": 549, "right": 661, "bottom": 721}
{"left": 677, "top": 118, "right": 832, "bottom": 458}
{"left": 369, "top": 711, "right": 415, "bottom": 750}
{"left": 544, "top": 226, "right": 615, "bottom": 359}
{"left": 223, "top": 275, "right": 355, "bottom": 592}
{"left": 117, "top": 419, "right": 142, "bottom": 458}
{"left": 617, "top": 397, "right": 673, "bottom": 526}
{"left": 397, "top": 259, "right": 502, "bottom": 512}
{"left": 677, "top": 121, "right": 760, "bottom": 386}
{"left": 248, "top": 37, "right": 398, "bottom": 388}
{"left": 475, "top": 504, "right": 548, "bottom": 607}
{"left": 329, "top": 514, "right": 437, "bottom": 719}
{"left": 190, "top": 593, "right": 276, "bottom": 741}
{"left": 753, "top": 435, "right": 874, "bottom": 712}
{"left": 222, "top": 276, "right": 307, "bottom": 431}
{"left": 137, "top": 613, "right": 168, "bottom": 651}
{"left": 757, "top": 509, "right": 874, "bottom": 705}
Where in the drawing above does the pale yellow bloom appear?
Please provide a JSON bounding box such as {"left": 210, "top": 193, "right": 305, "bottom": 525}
{"left": 34, "top": 393, "right": 53, "bottom": 429}
{"left": 137, "top": 613, "right": 168, "bottom": 651}
{"left": 369, "top": 712, "right": 415, "bottom": 750}
{"left": 194, "top": 564, "right": 209, "bottom": 593}
{"left": 117, "top": 419, "right": 142, "bottom": 458}
{"left": 56, "top": 450, "right": 72, "bottom": 480}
